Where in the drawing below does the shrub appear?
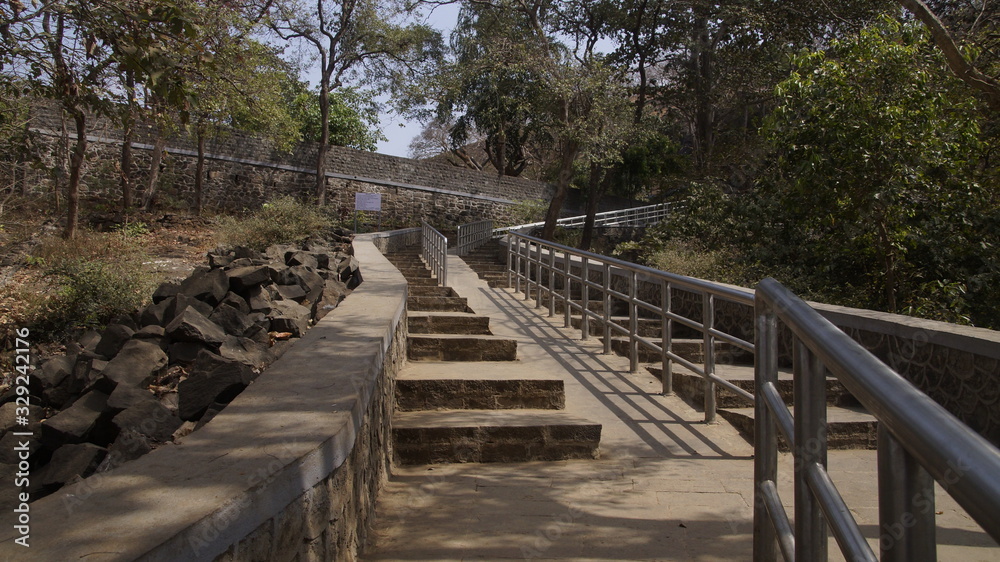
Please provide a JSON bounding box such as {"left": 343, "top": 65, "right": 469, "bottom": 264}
{"left": 24, "top": 231, "right": 154, "bottom": 338}
{"left": 216, "top": 196, "right": 335, "bottom": 251}
{"left": 504, "top": 199, "right": 548, "bottom": 227}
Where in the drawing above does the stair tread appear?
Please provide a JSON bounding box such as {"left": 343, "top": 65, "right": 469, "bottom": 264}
{"left": 666, "top": 363, "right": 791, "bottom": 380}
{"left": 399, "top": 361, "right": 557, "bottom": 380}
{"left": 408, "top": 333, "right": 515, "bottom": 341}
{"left": 719, "top": 404, "right": 877, "bottom": 423}
{"left": 407, "top": 311, "right": 485, "bottom": 319}
{"left": 394, "top": 409, "right": 600, "bottom": 429}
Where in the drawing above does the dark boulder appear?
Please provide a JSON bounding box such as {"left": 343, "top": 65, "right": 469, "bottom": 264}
{"left": 165, "top": 308, "right": 227, "bottom": 347}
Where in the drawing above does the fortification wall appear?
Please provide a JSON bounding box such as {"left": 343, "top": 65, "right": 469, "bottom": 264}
{"left": 14, "top": 101, "right": 554, "bottom": 227}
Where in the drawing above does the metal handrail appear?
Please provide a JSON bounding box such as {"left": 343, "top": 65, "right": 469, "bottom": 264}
{"left": 455, "top": 219, "right": 494, "bottom": 255}
{"left": 754, "top": 278, "right": 1000, "bottom": 561}
{"left": 495, "top": 202, "right": 674, "bottom": 235}
{"left": 504, "top": 232, "right": 754, "bottom": 422}
{"left": 421, "top": 221, "right": 447, "bottom": 287}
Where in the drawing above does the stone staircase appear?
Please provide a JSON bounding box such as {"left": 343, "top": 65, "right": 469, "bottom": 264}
{"left": 458, "top": 243, "right": 509, "bottom": 287}
{"left": 385, "top": 249, "right": 602, "bottom": 465}
{"left": 462, "top": 240, "right": 877, "bottom": 450}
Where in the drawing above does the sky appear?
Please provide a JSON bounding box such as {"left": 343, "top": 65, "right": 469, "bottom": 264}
{"left": 375, "top": 3, "right": 461, "bottom": 158}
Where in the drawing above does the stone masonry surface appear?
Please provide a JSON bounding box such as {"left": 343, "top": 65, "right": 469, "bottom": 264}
{"left": 11, "top": 101, "right": 554, "bottom": 227}
{"left": 0, "top": 236, "right": 408, "bottom": 560}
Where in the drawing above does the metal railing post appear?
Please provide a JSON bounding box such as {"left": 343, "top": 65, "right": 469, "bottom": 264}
{"left": 662, "top": 280, "right": 672, "bottom": 395}
{"left": 563, "top": 249, "right": 572, "bottom": 328}
{"left": 794, "top": 341, "right": 827, "bottom": 561}
{"left": 548, "top": 248, "right": 557, "bottom": 317}
{"left": 581, "top": 256, "right": 590, "bottom": 340}
{"left": 603, "top": 263, "right": 612, "bottom": 355}
{"left": 753, "top": 298, "right": 782, "bottom": 561}
{"left": 878, "top": 425, "right": 937, "bottom": 561}
{"left": 628, "top": 270, "right": 638, "bottom": 373}
{"left": 703, "top": 292, "right": 717, "bottom": 423}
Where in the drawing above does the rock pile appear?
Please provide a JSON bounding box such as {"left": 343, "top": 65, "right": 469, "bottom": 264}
{"left": 0, "top": 234, "right": 359, "bottom": 501}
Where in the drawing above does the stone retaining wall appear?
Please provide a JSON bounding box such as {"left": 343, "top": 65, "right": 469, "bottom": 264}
{"left": 0, "top": 237, "right": 407, "bottom": 560}
{"left": 13, "top": 101, "right": 554, "bottom": 228}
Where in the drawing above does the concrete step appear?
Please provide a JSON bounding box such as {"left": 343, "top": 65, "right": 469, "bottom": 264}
{"left": 469, "top": 264, "right": 508, "bottom": 273}
{"left": 718, "top": 405, "right": 878, "bottom": 450}
{"left": 646, "top": 363, "right": 860, "bottom": 409}
{"left": 409, "top": 285, "right": 457, "bottom": 297}
{"left": 407, "top": 312, "right": 491, "bottom": 335}
{"left": 407, "top": 334, "right": 517, "bottom": 361}
{"left": 396, "top": 366, "right": 564, "bottom": 411}
{"left": 407, "top": 296, "right": 471, "bottom": 313}
{"left": 407, "top": 278, "right": 440, "bottom": 287}
{"left": 570, "top": 316, "right": 665, "bottom": 338}
{"left": 397, "top": 267, "right": 435, "bottom": 279}
{"left": 608, "top": 337, "right": 753, "bottom": 364}
{"left": 393, "top": 409, "right": 601, "bottom": 465}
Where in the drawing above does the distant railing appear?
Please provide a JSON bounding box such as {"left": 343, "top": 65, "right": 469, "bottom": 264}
{"left": 504, "top": 231, "right": 755, "bottom": 422}
{"left": 421, "top": 221, "right": 448, "bottom": 287}
{"left": 754, "top": 278, "right": 1000, "bottom": 561}
{"left": 495, "top": 202, "right": 674, "bottom": 235}
{"left": 455, "top": 219, "right": 494, "bottom": 255}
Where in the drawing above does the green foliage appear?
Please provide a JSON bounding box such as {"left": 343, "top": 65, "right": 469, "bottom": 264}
{"left": 114, "top": 221, "right": 150, "bottom": 238}
{"left": 216, "top": 196, "right": 336, "bottom": 251}
{"left": 764, "top": 17, "right": 991, "bottom": 316}
{"left": 285, "top": 83, "right": 386, "bottom": 151}
{"left": 505, "top": 199, "right": 548, "bottom": 226}
{"left": 625, "top": 18, "right": 1000, "bottom": 328}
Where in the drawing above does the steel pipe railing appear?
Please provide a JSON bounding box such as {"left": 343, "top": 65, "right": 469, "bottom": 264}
{"left": 754, "top": 277, "right": 1000, "bottom": 561}
{"left": 495, "top": 202, "right": 674, "bottom": 235}
{"left": 504, "top": 232, "right": 754, "bottom": 422}
{"left": 421, "top": 221, "right": 447, "bottom": 287}
{"left": 455, "top": 219, "right": 494, "bottom": 255}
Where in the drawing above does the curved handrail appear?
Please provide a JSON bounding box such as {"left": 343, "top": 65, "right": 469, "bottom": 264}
{"left": 421, "top": 221, "right": 448, "bottom": 287}
{"left": 754, "top": 278, "right": 1000, "bottom": 560}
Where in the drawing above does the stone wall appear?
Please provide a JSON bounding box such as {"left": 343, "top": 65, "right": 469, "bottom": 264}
{"left": 14, "top": 101, "right": 554, "bottom": 228}
{"left": 0, "top": 237, "right": 408, "bottom": 560}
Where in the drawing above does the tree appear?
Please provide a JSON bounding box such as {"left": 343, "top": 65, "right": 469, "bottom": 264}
{"left": 764, "top": 17, "right": 987, "bottom": 313}
{"left": 267, "top": 0, "right": 440, "bottom": 205}
{"left": 283, "top": 80, "right": 386, "bottom": 151}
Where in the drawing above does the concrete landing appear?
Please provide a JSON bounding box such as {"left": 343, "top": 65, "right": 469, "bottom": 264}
{"left": 364, "top": 253, "right": 1000, "bottom": 561}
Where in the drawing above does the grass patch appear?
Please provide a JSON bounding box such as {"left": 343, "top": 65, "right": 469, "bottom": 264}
{"left": 17, "top": 230, "right": 155, "bottom": 340}
{"left": 215, "top": 197, "right": 336, "bottom": 251}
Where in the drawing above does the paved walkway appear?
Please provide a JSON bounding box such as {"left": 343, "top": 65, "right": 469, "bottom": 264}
{"left": 363, "top": 256, "right": 1000, "bottom": 561}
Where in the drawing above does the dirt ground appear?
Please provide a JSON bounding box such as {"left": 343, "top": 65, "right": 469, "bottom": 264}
{"left": 0, "top": 208, "right": 219, "bottom": 372}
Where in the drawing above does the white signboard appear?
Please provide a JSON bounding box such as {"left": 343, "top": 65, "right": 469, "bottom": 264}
{"left": 355, "top": 193, "right": 382, "bottom": 211}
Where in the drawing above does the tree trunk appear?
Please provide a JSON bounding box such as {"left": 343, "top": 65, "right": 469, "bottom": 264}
{"left": 316, "top": 77, "right": 331, "bottom": 206}
{"left": 120, "top": 112, "right": 134, "bottom": 210}
{"left": 876, "top": 218, "right": 898, "bottom": 312}
{"left": 120, "top": 70, "right": 135, "bottom": 210}
{"left": 579, "top": 163, "right": 605, "bottom": 251}
{"left": 143, "top": 133, "right": 166, "bottom": 212}
{"left": 195, "top": 127, "right": 206, "bottom": 215}
{"left": 63, "top": 109, "right": 86, "bottom": 239}
{"left": 541, "top": 140, "right": 580, "bottom": 241}
{"left": 55, "top": 114, "right": 69, "bottom": 213}
{"left": 692, "top": 12, "right": 714, "bottom": 171}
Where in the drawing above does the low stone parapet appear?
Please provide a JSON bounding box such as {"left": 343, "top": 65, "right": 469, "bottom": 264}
{"left": 0, "top": 237, "right": 407, "bottom": 560}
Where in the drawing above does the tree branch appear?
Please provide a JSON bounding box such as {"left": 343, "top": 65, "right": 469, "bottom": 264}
{"left": 897, "top": 0, "right": 1000, "bottom": 110}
